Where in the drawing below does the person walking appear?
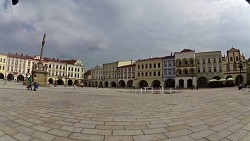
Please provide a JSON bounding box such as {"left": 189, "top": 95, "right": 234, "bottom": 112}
{"left": 33, "top": 75, "right": 37, "bottom": 91}
{"left": 26, "top": 75, "right": 32, "bottom": 90}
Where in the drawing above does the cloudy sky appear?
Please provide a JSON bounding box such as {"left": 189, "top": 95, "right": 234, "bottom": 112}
{"left": 1, "top": 0, "right": 250, "bottom": 69}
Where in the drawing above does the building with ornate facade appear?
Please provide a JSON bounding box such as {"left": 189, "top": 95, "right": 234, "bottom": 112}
{"left": 3, "top": 53, "right": 84, "bottom": 85}
{"left": 117, "top": 63, "right": 135, "bottom": 88}
{"left": 90, "top": 65, "right": 103, "bottom": 87}
{"left": 134, "top": 57, "right": 164, "bottom": 88}
{"left": 103, "top": 61, "right": 132, "bottom": 87}
{"left": 175, "top": 49, "right": 196, "bottom": 88}
{"left": 222, "top": 47, "right": 247, "bottom": 85}
{"left": 162, "top": 54, "right": 175, "bottom": 88}
{"left": 0, "top": 53, "right": 7, "bottom": 79}
{"left": 196, "top": 51, "right": 223, "bottom": 87}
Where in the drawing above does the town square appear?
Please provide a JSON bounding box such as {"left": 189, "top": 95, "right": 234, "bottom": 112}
{"left": 1, "top": 82, "right": 250, "bottom": 141}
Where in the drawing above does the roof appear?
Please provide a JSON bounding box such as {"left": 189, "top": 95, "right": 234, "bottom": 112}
{"left": 136, "top": 57, "right": 164, "bottom": 62}
{"left": 7, "top": 53, "right": 36, "bottom": 60}
{"left": 118, "top": 64, "right": 136, "bottom": 68}
{"left": 175, "top": 49, "right": 195, "bottom": 54}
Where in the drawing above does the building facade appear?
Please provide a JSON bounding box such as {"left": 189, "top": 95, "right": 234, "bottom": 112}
{"left": 196, "top": 51, "right": 223, "bottom": 87}
{"left": 134, "top": 57, "right": 164, "bottom": 88}
{"left": 117, "top": 64, "right": 135, "bottom": 88}
{"left": 222, "top": 47, "right": 247, "bottom": 85}
{"left": 90, "top": 65, "right": 103, "bottom": 87}
{"left": 0, "top": 53, "right": 7, "bottom": 79}
{"left": 103, "top": 61, "right": 132, "bottom": 87}
{"left": 175, "top": 49, "right": 196, "bottom": 88}
{"left": 162, "top": 54, "right": 175, "bottom": 88}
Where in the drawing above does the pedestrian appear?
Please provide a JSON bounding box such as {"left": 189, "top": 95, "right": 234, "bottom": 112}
{"left": 33, "top": 75, "right": 37, "bottom": 91}
{"left": 26, "top": 75, "right": 32, "bottom": 90}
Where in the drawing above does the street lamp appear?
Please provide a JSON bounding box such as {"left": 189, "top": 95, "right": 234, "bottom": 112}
{"left": 236, "top": 59, "right": 246, "bottom": 87}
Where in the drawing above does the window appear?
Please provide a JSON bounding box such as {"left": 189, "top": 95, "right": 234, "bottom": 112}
{"left": 149, "top": 64, "right": 152, "bottom": 68}
{"left": 208, "top": 67, "right": 211, "bottom": 72}
{"left": 158, "top": 71, "right": 160, "bottom": 76}
{"left": 208, "top": 58, "right": 210, "bottom": 63}
{"left": 158, "top": 63, "right": 160, "bottom": 68}
{"left": 219, "top": 58, "right": 221, "bottom": 62}
{"left": 198, "top": 68, "right": 200, "bottom": 73}
{"left": 145, "top": 72, "right": 148, "bottom": 76}
{"left": 145, "top": 64, "right": 148, "bottom": 69}
{"left": 138, "top": 65, "right": 140, "bottom": 69}
{"left": 154, "top": 63, "right": 156, "bottom": 68}
{"left": 197, "top": 59, "right": 200, "bottom": 64}
{"left": 230, "top": 57, "right": 233, "bottom": 62}
{"left": 236, "top": 57, "right": 239, "bottom": 61}
{"left": 142, "top": 65, "right": 144, "bottom": 69}
{"left": 154, "top": 72, "right": 156, "bottom": 76}
{"left": 214, "top": 67, "right": 216, "bottom": 72}
{"left": 138, "top": 73, "right": 140, "bottom": 77}
{"left": 203, "top": 67, "right": 205, "bottom": 73}
{"left": 149, "top": 72, "right": 152, "bottom": 76}
{"left": 142, "top": 72, "right": 144, "bottom": 77}
{"left": 227, "top": 64, "right": 229, "bottom": 71}
{"left": 213, "top": 58, "right": 216, "bottom": 63}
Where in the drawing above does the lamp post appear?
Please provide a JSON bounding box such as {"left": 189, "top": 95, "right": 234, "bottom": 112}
{"left": 237, "top": 60, "right": 246, "bottom": 86}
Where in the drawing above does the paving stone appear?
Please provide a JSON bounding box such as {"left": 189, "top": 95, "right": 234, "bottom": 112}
{"left": 165, "top": 129, "right": 192, "bottom": 138}
{"left": 146, "top": 123, "right": 168, "bottom": 129}
{"left": 1, "top": 126, "right": 19, "bottom": 135}
{"left": 189, "top": 129, "right": 215, "bottom": 140}
{"left": 73, "top": 123, "right": 96, "bottom": 129}
{"left": 31, "top": 125, "right": 51, "bottom": 132}
{"left": 159, "top": 135, "right": 194, "bottom": 141}
{"left": 42, "top": 122, "right": 62, "bottom": 129}
{"left": 69, "top": 133, "right": 104, "bottom": 141}
{"left": 226, "top": 124, "right": 244, "bottom": 132}
{"left": 15, "top": 126, "right": 35, "bottom": 135}
{"left": 0, "top": 135, "right": 17, "bottom": 141}
{"left": 32, "top": 131, "right": 56, "bottom": 141}
{"left": 205, "top": 130, "right": 232, "bottom": 141}
{"left": 166, "top": 124, "right": 190, "bottom": 131}
{"left": 104, "top": 135, "right": 133, "bottom": 141}
{"left": 81, "top": 129, "right": 112, "bottom": 135}
{"left": 133, "top": 133, "right": 167, "bottom": 141}
{"left": 240, "top": 132, "right": 250, "bottom": 141}
{"left": 13, "top": 132, "right": 33, "bottom": 141}
{"left": 53, "top": 136, "right": 81, "bottom": 141}
{"left": 96, "top": 125, "right": 124, "bottom": 130}
{"left": 226, "top": 130, "right": 248, "bottom": 141}
{"left": 60, "top": 125, "right": 82, "bottom": 132}
{"left": 15, "top": 119, "right": 34, "bottom": 127}
{"left": 125, "top": 125, "right": 148, "bottom": 130}
{"left": 113, "top": 130, "right": 143, "bottom": 135}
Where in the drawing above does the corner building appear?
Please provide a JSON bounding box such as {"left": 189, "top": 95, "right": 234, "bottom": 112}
{"left": 134, "top": 57, "right": 164, "bottom": 88}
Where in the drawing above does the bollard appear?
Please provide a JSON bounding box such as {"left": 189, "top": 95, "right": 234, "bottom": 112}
{"left": 141, "top": 88, "right": 142, "bottom": 94}
{"left": 170, "top": 88, "right": 172, "bottom": 94}
{"left": 151, "top": 87, "right": 153, "bottom": 94}
{"left": 162, "top": 87, "right": 164, "bottom": 94}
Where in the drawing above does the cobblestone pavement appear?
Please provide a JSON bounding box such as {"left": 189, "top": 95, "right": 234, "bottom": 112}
{"left": 1, "top": 82, "right": 250, "bottom": 140}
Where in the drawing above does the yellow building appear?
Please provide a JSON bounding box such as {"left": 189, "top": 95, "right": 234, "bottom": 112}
{"left": 103, "top": 61, "right": 132, "bottom": 87}
{"left": 90, "top": 65, "right": 103, "bottom": 87}
{"left": 222, "top": 47, "right": 247, "bottom": 85}
{"left": 0, "top": 53, "right": 7, "bottom": 79}
{"left": 134, "top": 57, "right": 164, "bottom": 88}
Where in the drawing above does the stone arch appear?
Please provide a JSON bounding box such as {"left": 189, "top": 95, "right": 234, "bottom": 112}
{"left": 99, "top": 81, "right": 103, "bottom": 87}
{"left": 176, "top": 59, "right": 182, "bottom": 67}
{"left": 182, "top": 58, "right": 188, "bottom": 66}
{"left": 189, "top": 68, "right": 195, "bottom": 74}
{"left": 187, "top": 79, "right": 193, "bottom": 87}
{"left": 179, "top": 79, "right": 184, "bottom": 88}
{"left": 197, "top": 77, "right": 208, "bottom": 87}
{"left": 127, "top": 80, "right": 133, "bottom": 87}
{"left": 68, "top": 79, "right": 73, "bottom": 86}
{"left": 104, "top": 81, "right": 108, "bottom": 87}
{"left": 95, "top": 81, "right": 98, "bottom": 87}
{"left": 74, "top": 80, "right": 79, "bottom": 85}
{"left": 57, "top": 79, "right": 64, "bottom": 85}
{"left": 48, "top": 78, "right": 53, "bottom": 84}
{"left": 183, "top": 68, "right": 188, "bottom": 74}
{"left": 235, "top": 75, "right": 243, "bottom": 85}
{"left": 118, "top": 80, "right": 125, "bottom": 87}
{"left": 17, "top": 75, "right": 24, "bottom": 81}
{"left": 176, "top": 69, "right": 182, "bottom": 75}
{"left": 7, "top": 74, "right": 14, "bottom": 81}
{"left": 111, "top": 81, "right": 116, "bottom": 87}
{"left": 189, "top": 58, "right": 194, "bottom": 66}
{"left": 165, "top": 79, "right": 175, "bottom": 87}
{"left": 152, "top": 80, "right": 161, "bottom": 87}
{"left": 0, "top": 73, "right": 4, "bottom": 79}
{"left": 139, "top": 80, "right": 148, "bottom": 88}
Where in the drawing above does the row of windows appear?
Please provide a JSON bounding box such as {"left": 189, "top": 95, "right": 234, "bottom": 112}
{"left": 117, "top": 75, "right": 135, "bottom": 79}
{"left": 138, "top": 63, "right": 161, "bottom": 69}
{"left": 163, "top": 60, "right": 175, "bottom": 67}
{"left": 197, "top": 58, "right": 222, "bottom": 64}
{"left": 48, "top": 72, "right": 81, "bottom": 78}
{"left": 197, "top": 67, "right": 222, "bottom": 73}
{"left": 138, "top": 71, "right": 161, "bottom": 77}
{"left": 163, "top": 69, "right": 175, "bottom": 75}
{"left": 0, "top": 58, "right": 6, "bottom": 63}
